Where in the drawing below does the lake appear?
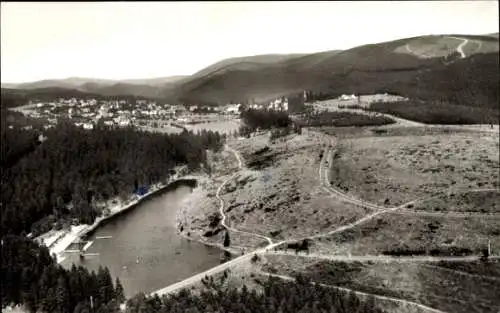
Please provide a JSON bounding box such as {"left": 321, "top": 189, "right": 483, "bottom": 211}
{"left": 61, "top": 184, "right": 222, "bottom": 297}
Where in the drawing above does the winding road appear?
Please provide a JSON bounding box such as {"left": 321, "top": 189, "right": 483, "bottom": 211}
{"left": 264, "top": 250, "right": 500, "bottom": 263}
{"left": 447, "top": 36, "right": 469, "bottom": 58}
{"left": 216, "top": 145, "right": 273, "bottom": 245}
{"left": 152, "top": 130, "right": 498, "bottom": 310}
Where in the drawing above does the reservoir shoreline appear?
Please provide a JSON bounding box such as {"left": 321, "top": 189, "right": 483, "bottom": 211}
{"left": 80, "top": 178, "right": 197, "bottom": 240}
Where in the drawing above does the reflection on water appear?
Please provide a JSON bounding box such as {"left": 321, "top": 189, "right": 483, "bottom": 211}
{"left": 62, "top": 185, "right": 222, "bottom": 297}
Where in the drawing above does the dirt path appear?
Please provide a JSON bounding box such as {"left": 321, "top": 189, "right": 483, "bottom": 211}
{"left": 152, "top": 137, "right": 416, "bottom": 296}
{"left": 420, "top": 263, "right": 500, "bottom": 282}
{"left": 216, "top": 145, "right": 273, "bottom": 245}
{"left": 152, "top": 131, "right": 498, "bottom": 297}
{"left": 319, "top": 134, "right": 499, "bottom": 218}
{"left": 391, "top": 209, "right": 500, "bottom": 218}
{"left": 258, "top": 271, "right": 448, "bottom": 313}
{"left": 447, "top": 36, "right": 468, "bottom": 58}
{"left": 153, "top": 145, "right": 282, "bottom": 296}
{"left": 264, "top": 250, "right": 499, "bottom": 263}
{"left": 405, "top": 43, "right": 433, "bottom": 59}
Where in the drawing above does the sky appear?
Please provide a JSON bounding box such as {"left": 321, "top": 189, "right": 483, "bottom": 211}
{"left": 1, "top": 1, "right": 498, "bottom": 83}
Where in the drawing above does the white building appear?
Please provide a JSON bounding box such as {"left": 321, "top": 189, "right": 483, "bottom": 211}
{"left": 339, "top": 94, "right": 357, "bottom": 101}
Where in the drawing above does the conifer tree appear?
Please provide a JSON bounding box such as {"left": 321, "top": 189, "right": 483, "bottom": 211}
{"left": 223, "top": 231, "right": 230, "bottom": 247}
{"left": 114, "top": 277, "right": 125, "bottom": 303}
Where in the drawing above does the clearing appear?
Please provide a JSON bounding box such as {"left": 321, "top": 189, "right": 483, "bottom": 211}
{"left": 326, "top": 131, "right": 499, "bottom": 207}
{"left": 258, "top": 254, "right": 500, "bottom": 313}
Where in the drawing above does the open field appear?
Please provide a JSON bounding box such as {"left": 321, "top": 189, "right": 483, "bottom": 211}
{"left": 137, "top": 124, "right": 184, "bottom": 134}
{"left": 393, "top": 36, "right": 463, "bottom": 59}
{"left": 327, "top": 131, "right": 499, "bottom": 207}
{"left": 184, "top": 118, "right": 241, "bottom": 135}
{"left": 305, "top": 213, "right": 500, "bottom": 257}
{"left": 224, "top": 131, "right": 372, "bottom": 244}
{"left": 258, "top": 254, "right": 500, "bottom": 313}
{"left": 178, "top": 129, "right": 375, "bottom": 251}
{"left": 393, "top": 35, "right": 498, "bottom": 59}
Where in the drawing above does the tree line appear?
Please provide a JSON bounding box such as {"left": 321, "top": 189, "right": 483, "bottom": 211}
{"left": 1, "top": 121, "right": 225, "bottom": 237}
{"left": 1, "top": 235, "right": 125, "bottom": 313}
{"left": 124, "top": 273, "right": 383, "bottom": 313}
{"left": 239, "top": 108, "right": 291, "bottom": 137}
{"left": 1, "top": 117, "right": 226, "bottom": 312}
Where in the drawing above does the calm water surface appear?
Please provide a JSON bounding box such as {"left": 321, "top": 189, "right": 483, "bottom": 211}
{"left": 62, "top": 185, "right": 222, "bottom": 297}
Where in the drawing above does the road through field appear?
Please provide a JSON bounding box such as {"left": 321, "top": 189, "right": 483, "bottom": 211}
{"left": 264, "top": 250, "right": 500, "bottom": 263}
{"left": 259, "top": 271, "right": 448, "bottom": 313}
{"left": 153, "top": 130, "right": 499, "bottom": 298}
{"left": 153, "top": 138, "right": 430, "bottom": 296}
{"left": 447, "top": 36, "right": 469, "bottom": 58}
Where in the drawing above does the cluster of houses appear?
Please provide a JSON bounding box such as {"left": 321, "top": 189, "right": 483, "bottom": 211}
{"left": 23, "top": 98, "right": 221, "bottom": 130}
{"left": 17, "top": 92, "right": 302, "bottom": 132}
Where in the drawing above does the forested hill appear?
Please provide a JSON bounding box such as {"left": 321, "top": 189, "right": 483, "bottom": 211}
{"left": 0, "top": 120, "right": 225, "bottom": 312}
{"left": 1, "top": 122, "right": 225, "bottom": 237}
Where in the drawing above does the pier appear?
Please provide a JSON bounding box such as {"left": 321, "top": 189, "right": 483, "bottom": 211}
{"left": 63, "top": 236, "right": 113, "bottom": 258}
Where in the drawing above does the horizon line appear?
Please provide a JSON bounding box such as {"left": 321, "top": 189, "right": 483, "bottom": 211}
{"left": 2, "top": 30, "right": 498, "bottom": 85}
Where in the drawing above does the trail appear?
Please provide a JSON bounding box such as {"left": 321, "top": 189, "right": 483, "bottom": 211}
{"left": 217, "top": 145, "right": 273, "bottom": 245}
{"left": 447, "top": 36, "right": 469, "bottom": 58}
{"left": 313, "top": 102, "right": 500, "bottom": 134}
{"left": 259, "top": 271, "right": 448, "bottom": 313}
{"left": 318, "top": 134, "right": 500, "bottom": 220}
{"left": 153, "top": 145, "right": 280, "bottom": 296}
{"left": 264, "top": 250, "right": 500, "bottom": 263}
{"left": 405, "top": 44, "right": 433, "bottom": 59}
{"left": 152, "top": 133, "right": 499, "bottom": 297}
{"left": 153, "top": 139, "right": 417, "bottom": 296}
{"left": 390, "top": 209, "right": 500, "bottom": 218}
{"left": 420, "top": 263, "right": 500, "bottom": 282}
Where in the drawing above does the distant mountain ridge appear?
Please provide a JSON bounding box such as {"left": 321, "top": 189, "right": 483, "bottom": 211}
{"left": 2, "top": 33, "right": 498, "bottom": 105}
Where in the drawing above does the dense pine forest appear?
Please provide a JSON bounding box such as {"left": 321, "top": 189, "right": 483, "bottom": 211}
{"left": 1, "top": 101, "right": 385, "bottom": 313}
{"left": 1, "top": 114, "right": 226, "bottom": 312}
{"left": 2, "top": 235, "right": 126, "bottom": 313}
{"left": 1, "top": 121, "right": 225, "bottom": 236}
{"left": 125, "top": 274, "right": 383, "bottom": 313}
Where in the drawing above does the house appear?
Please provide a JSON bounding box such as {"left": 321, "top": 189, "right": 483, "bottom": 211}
{"left": 83, "top": 123, "right": 94, "bottom": 130}
{"left": 118, "top": 120, "right": 131, "bottom": 127}
{"left": 339, "top": 94, "right": 357, "bottom": 101}
{"left": 38, "top": 134, "right": 48, "bottom": 143}
{"left": 226, "top": 103, "right": 241, "bottom": 114}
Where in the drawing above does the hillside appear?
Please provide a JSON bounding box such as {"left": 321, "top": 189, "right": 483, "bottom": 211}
{"left": 0, "top": 76, "right": 186, "bottom": 100}
{"left": 2, "top": 33, "right": 498, "bottom": 105}
{"left": 172, "top": 34, "right": 498, "bottom": 105}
